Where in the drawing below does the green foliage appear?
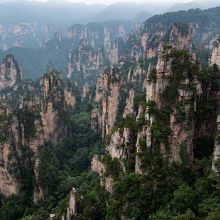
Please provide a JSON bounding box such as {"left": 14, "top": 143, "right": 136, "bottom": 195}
{"left": 179, "top": 142, "right": 191, "bottom": 165}
{"left": 146, "top": 100, "right": 157, "bottom": 115}
{"left": 172, "top": 184, "right": 196, "bottom": 212}
{"left": 38, "top": 142, "right": 60, "bottom": 196}
{"left": 149, "top": 68, "right": 157, "bottom": 83}
{"left": 17, "top": 106, "right": 40, "bottom": 140}
{"left": 174, "top": 22, "right": 190, "bottom": 37}
{"left": 20, "top": 216, "right": 34, "bottom": 220}
{"left": 163, "top": 45, "right": 173, "bottom": 50}
{"left": 0, "top": 114, "right": 9, "bottom": 143}
{"left": 215, "top": 129, "right": 220, "bottom": 145}
{"left": 194, "top": 136, "right": 214, "bottom": 159}
{"left": 160, "top": 49, "right": 193, "bottom": 106}
{"left": 152, "top": 122, "right": 171, "bottom": 144}
{"left": 1, "top": 19, "right": 220, "bottom": 220}
{"left": 123, "top": 116, "right": 138, "bottom": 131}
{"left": 0, "top": 195, "right": 28, "bottom": 220}
{"left": 102, "top": 155, "right": 121, "bottom": 178}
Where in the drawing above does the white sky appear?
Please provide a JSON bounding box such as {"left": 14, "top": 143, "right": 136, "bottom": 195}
{"left": 34, "top": 0, "right": 194, "bottom": 5}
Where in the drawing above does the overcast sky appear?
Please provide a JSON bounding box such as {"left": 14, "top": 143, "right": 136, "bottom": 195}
{"left": 30, "top": 0, "right": 195, "bottom": 4}
{"left": 0, "top": 0, "right": 217, "bottom": 5}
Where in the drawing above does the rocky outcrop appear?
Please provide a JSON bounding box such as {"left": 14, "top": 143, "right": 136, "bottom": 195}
{"left": 136, "top": 47, "right": 202, "bottom": 173}
{"left": 91, "top": 59, "right": 147, "bottom": 137}
{"left": 40, "top": 72, "right": 77, "bottom": 142}
{"left": 123, "top": 89, "right": 135, "bottom": 118}
{"left": 109, "top": 43, "right": 119, "bottom": 65}
{"left": 107, "top": 129, "right": 130, "bottom": 167}
{"left": 211, "top": 41, "right": 220, "bottom": 174}
{"left": 62, "top": 187, "right": 77, "bottom": 220}
{"left": 0, "top": 23, "right": 63, "bottom": 50}
{"left": 0, "top": 55, "right": 22, "bottom": 92}
{"left": 92, "top": 46, "right": 206, "bottom": 183}
{"left": 0, "top": 103, "right": 41, "bottom": 197}
{"left": 91, "top": 68, "right": 120, "bottom": 136}
{"left": 212, "top": 115, "right": 220, "bottom": 174}
{"left": 0, "top": 60, "right": 78, "bottom": 199}
{"left": 91, "top": 155, "right": 114, "bottom": 192}
{"left": 210, "top": 40, "right": 220, "bottom": 68}
{"left": 67, "top": 22, "right": 132, "bottom": 96}
{"left": 169, "top": 23, "right": 192, "bottom": 50}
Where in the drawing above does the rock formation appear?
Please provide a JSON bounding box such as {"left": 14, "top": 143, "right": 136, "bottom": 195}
{"left": 211, "top": 40, "right": 220, "bottom": 174}
{"left": 0, "top": 57, "right": 78, "bottom": 198}
{"left": 211, "top": 40, "right": 220, "bottom": 68}
{"left": 91, "top": 67, "right": 121, "bottom": 137}
{"left": 0, "top": 55, "right": 22, "bottom": 92}
{"left": 62, "top": 187, "right": 77, "bottom": 220}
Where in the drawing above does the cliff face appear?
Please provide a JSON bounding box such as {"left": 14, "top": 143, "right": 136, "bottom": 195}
{"left": 169, "top": 23, "right": 192, "bottom": 50}
{"left": 0, "top": 57, "right": 78, "bottom": 198}
{"left": 211, "top": 40, "right": 220, "bottom": 68}
{"left": 61, "top": 187, "right": 77, "bottom": 220}
{"left": 40, "top": 72, "right": 77, "bottom": 142}
{"left": 67, "top": 22, "right": 132, "bottom": 96}
{"left": 136, "top": 47, "right": 202, "bottom": 173}
{"left": 211, "top": 40, "right": 220, "bottom": 174}
{"left": 0, "top": 55, "right": 22, "bottom": 92}
{"left": 0, "top": 23, "right": 65, "bottom": 50}
{"left": 121, "top": 9, "right": 220, "bottom": 69}
{"left": 91, "top": 33, "right": 220, "bottom": 191}
{"left": 68, "top": 8, "right": 220, "bottom": 98}
{"left": 91, "top": 67, "right": 121, "bottom": 137}
{"left": 91, "top": 20, "right": 201, "bottom": 135}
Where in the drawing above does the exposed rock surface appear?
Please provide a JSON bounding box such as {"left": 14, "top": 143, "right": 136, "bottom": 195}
{"left": 0, "top": 57, "right": 78, "bottom": 198}
{"left": 92, "top": 44, "right": 214, "bottom": 188}
{"left": 211, "top": 41, "right": 220, "bottom": 174}
{"left": 62, "top": 187, "right": 77, "bottom": 220}
{"left": 0, "top": 23, "right": 64, "bottom": 50}
{"left": 91, "top": 155, "right": 114, "bottom": 192}
{"left": 212, "top": 116, "right": 220, "bottom": 174}
{"left": 123, "top": 89, "right": 135, "bottom": 118}
{"left": 67, "top": 22, "right": 132, "bottom": 96}
{"left": 169, "top": 23, "right": 192, "bottom": 50}
{"left": 211, "top": 40, "right": 220, "bottom": 68}
{"left": 91, "top": 67, "right": 120, "bottom": 136}
{"left": 0, "top": 55, "right": 22, "bottom": 92}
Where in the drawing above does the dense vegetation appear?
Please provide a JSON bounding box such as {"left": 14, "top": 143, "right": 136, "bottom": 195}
{"left": 1, "top": 50, "right": 220, "bottom": 220}
{"left": 0, "top": 99, "right": 102, "bottom": 220}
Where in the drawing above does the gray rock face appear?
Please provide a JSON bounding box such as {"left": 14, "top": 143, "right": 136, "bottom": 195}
{"left": 0, "top": 23, "right": 63, "bottom": 50}
{"left": 91, "top": 68, "right": 121, "bottom": 137}
{"left": 67, "top": 22, "right": 132, "bottom": 96}
{"left": 212, "top": 116, "right": 220, "bottom": 174}
{"left": 0, "top": 56, "right": 78, "bottom": 199}
{"left": 211, "top": 41, "right": 220, "bottom": 174}
{"left": 0, "top": 55, "right": 22, "bottom": 92}
{"left": 211, "top": 40, "right": 220, "bottom": 68}
{"left": 62, "top": 187, "right": 77, "bottom": 220}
